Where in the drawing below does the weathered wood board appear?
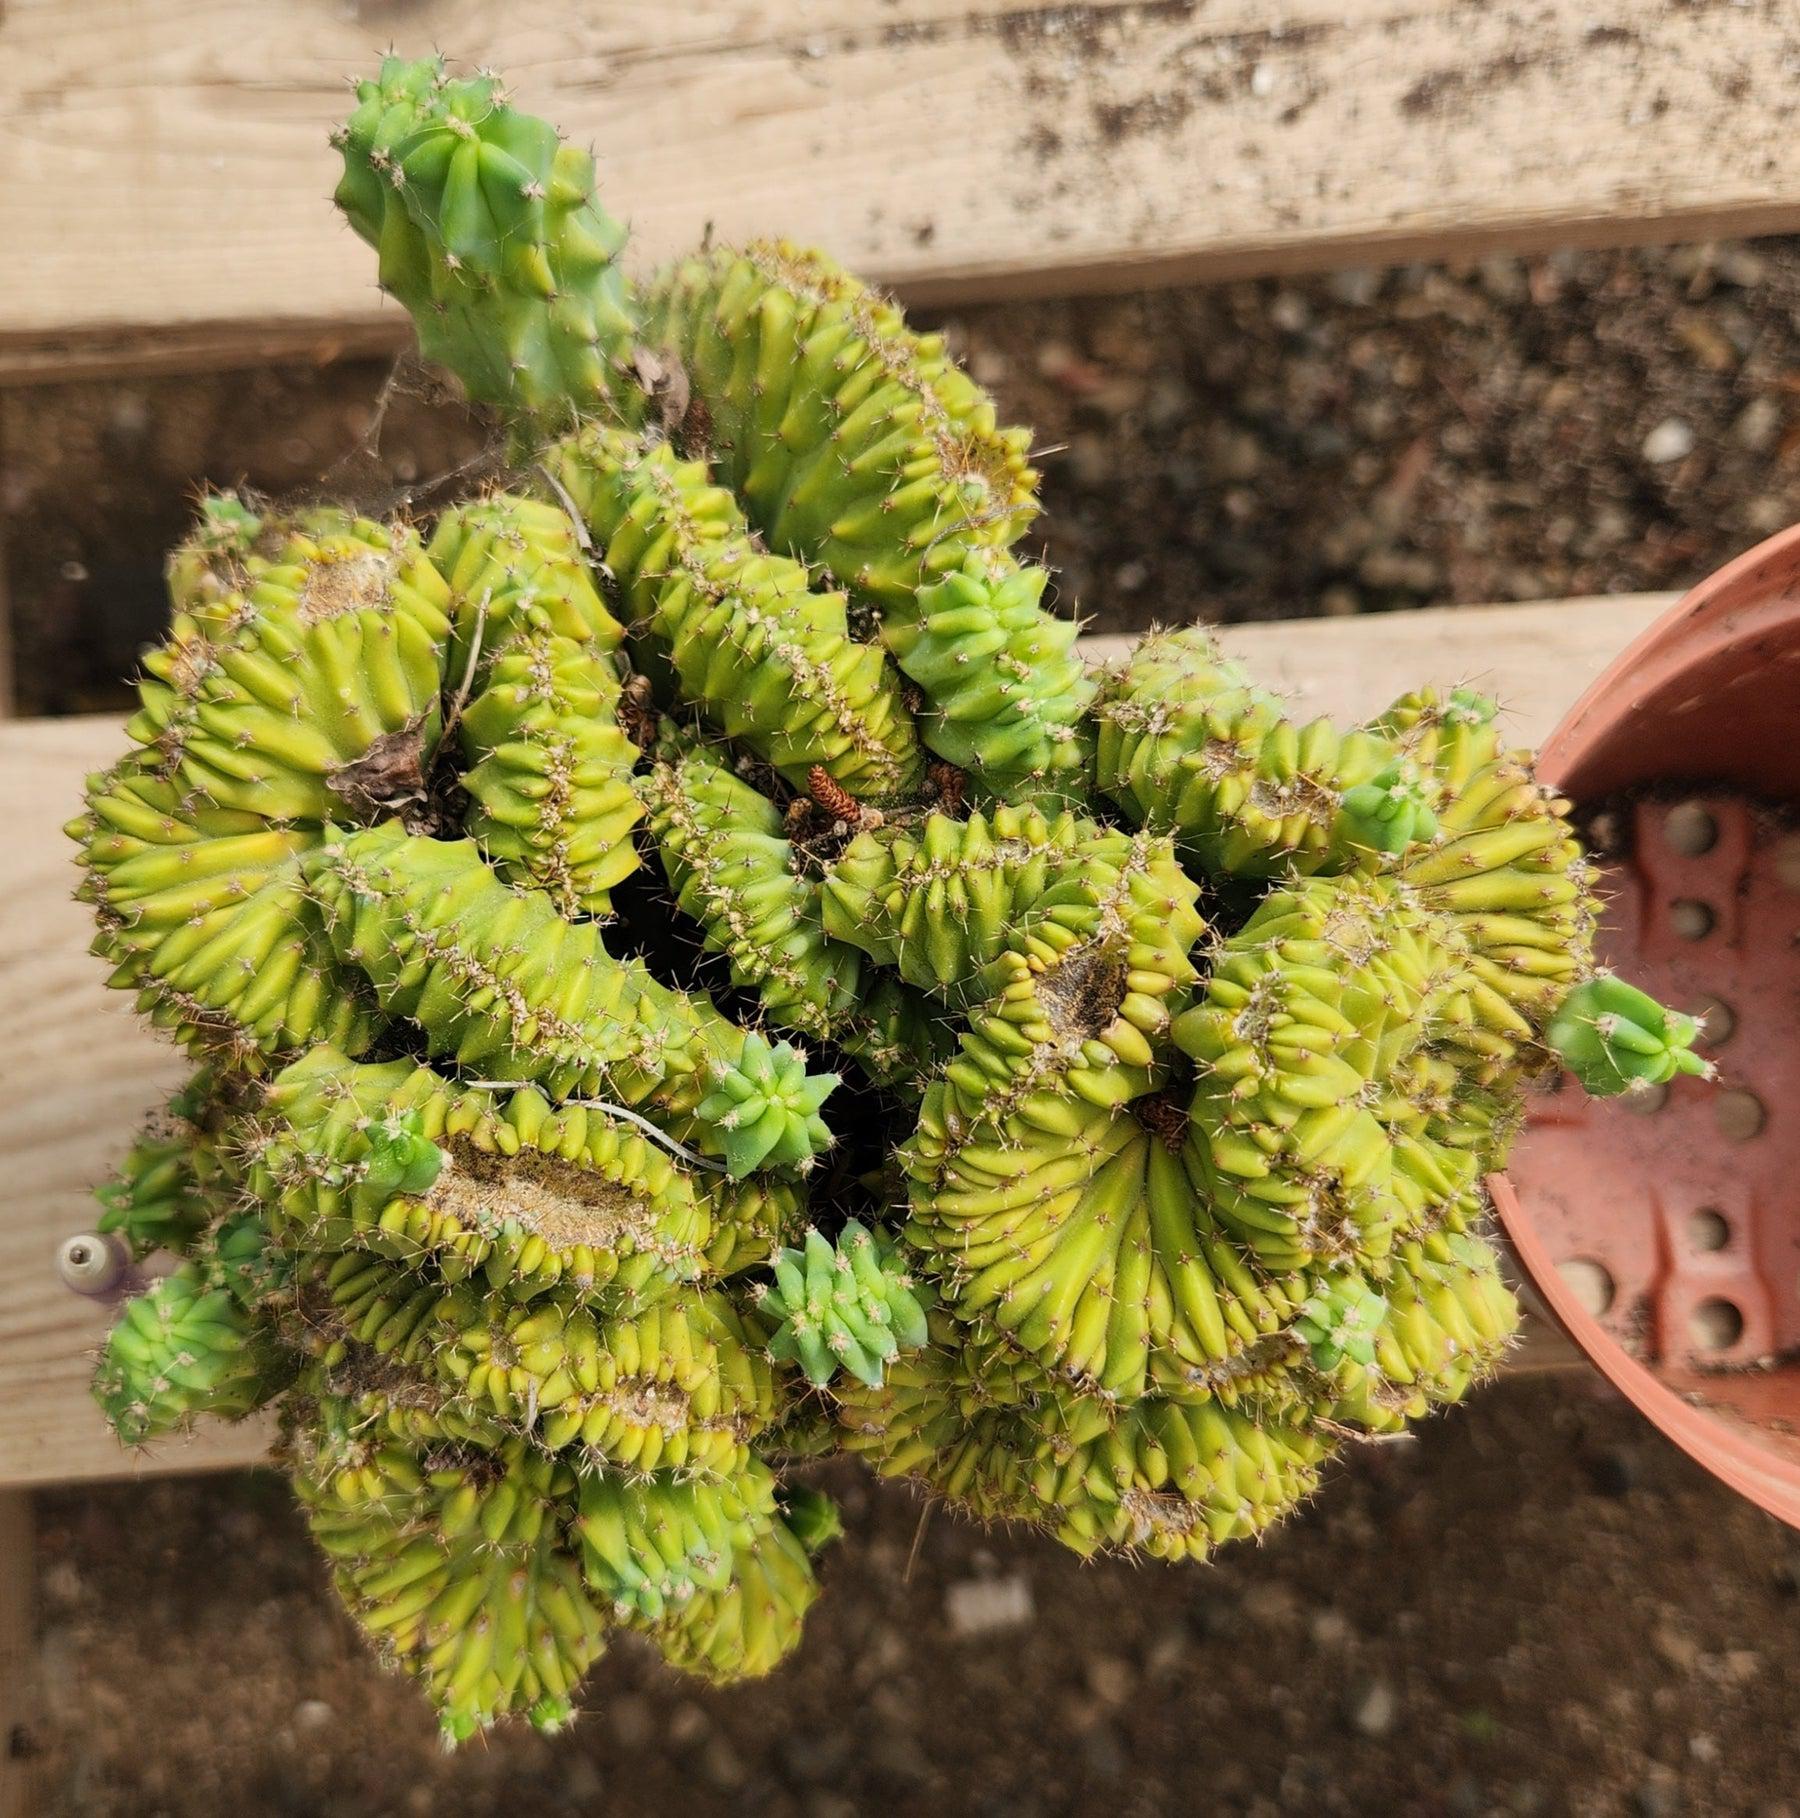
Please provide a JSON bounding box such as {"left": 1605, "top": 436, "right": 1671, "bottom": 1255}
{"left": 4, "top": 1, "right": 1800, "bottom": 378}
{"left": 0, "top": 593, "right": 1666, "bottom": 1487}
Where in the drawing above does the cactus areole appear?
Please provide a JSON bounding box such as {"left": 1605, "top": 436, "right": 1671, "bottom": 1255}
{"left": 64, "top": 57, "right": 1706, "bottom": 1742}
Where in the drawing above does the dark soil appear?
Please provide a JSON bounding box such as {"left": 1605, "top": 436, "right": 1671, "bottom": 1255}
{"left": 8, "top": 239, "right": 1800, "bottom": 711}
{"left": 26, "top": 1377, "right": 1800, "bottom": 1818}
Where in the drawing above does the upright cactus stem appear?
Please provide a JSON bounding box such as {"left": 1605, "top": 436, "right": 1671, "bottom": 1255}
{"left": 64, "top": 52, "right": 1705, "bottom": 1740}
{"left": 334, "top": 57, "right": 641, "bottom": 424}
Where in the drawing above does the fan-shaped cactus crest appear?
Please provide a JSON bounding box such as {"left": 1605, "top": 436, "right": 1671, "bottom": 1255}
{"left": 67, "top": 55, "right": 1696, "bottom": 1742}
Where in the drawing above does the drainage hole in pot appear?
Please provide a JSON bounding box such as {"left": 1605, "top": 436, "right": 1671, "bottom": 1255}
{"left": 1695, "top": 996, "right": 1736, "bottom": 1046}
{"left": 1663, "top": 802, "right": 1718, "bottom": 857}
{"left": 1688, "top": 1208, "right": 1730, "bottom": 1252}
{"left": 1557, "top": 1257, "right": 1615, "bottom": 1318}
{"left": 1669, "top": 899, "right": 1715, "bottom": 941}
{"left": 1688, "top": 1297, "right": 1744, "bottom": 1353}
{"left": 1716, "top": 1088, "right": 1766, "bottom": 1142}
{"left": 1622, "top": 1083, "right": 1668, "bottom": 1117}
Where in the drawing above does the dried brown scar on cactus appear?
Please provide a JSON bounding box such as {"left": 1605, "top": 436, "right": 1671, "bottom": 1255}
{"left": 327, "top": 720, "right": 435, "bottom": 823}
{"left": 430, "top": 1142, "right": 671, "bottom": 1256}
{"left": 298, "top": 547, "right": 397, "bottom": 621}
{"left": 1034, "top": 944, "right": 1129, "bottom": 1043}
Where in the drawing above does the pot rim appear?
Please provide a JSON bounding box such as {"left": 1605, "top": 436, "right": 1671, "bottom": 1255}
{"left": 1537, "top": 519, "right": 1800, "bottom": 792}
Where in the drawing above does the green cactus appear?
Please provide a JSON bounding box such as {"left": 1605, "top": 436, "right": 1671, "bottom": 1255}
{"left": 884, "top": 555, "right": 1094, "bottom": 787}
{"left": 1546, "top": 972, "right": 1713, "bottom": 1095}
{"left": 290, "top": 1398, "right": 607, "bottom": 1742}
{"left": 642, "top": 733, "right": 867, "bottom": 1047}
{"left": 332, "top": 58, "right": 640, "bottom": 426}
{"left": 646, "top": 242, "right": 1039, "bottom": 608}
{"left": 96, "top": 1239, "right": 291, "bottom": 1445}
{"left": 546, "top": 424, "right": 926, "bottom": 801}
{"left": 756, "top": 1222, "right": 930, "bottom": 1388}
{"left": 1173, "top": 875, "right": 1481, "bottom": 1270}
{"left": 1336, "top": 758, "right": 1439, "bottom": 856}
{"left": 1293, "top": 1276, "right": 1388, "bottom": 1372}
{"left": 63, "top": 54, "right": 1705, "bottom": 1740}
{"left": 696, "top": 1034, "right": 839, "bottom": 1179}
{"left": 577, "top": 1462, "right": 779, "bottom": 1624}
{"left": 1094, "top": 627, "right": 1402, "bottom": 877}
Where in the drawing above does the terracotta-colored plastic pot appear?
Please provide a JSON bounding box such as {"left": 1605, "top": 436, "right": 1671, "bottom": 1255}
{"left": 1491, "top": 524, "right": 1800, "bottom": 1528}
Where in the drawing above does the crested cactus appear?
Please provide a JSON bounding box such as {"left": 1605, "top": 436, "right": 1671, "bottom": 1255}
{"left": 65, "top": 54, "right": 1707, "bottom": 1742}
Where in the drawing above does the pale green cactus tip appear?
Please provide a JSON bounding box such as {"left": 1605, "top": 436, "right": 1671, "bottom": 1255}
{"left": 192, "top": 492, "right": 262, "bottom": 550}
{"left": 1445, "top": 686, "right": 1498, "bottom": 726}
{"left": 757, "top": 1221, "right": 930, "bottom": 1389}
{"left": 443, "top": 1699, "right": 573, "bottom": 1748}
{"left": 1547, "top": 972, "right": 1715, "bottom": 1097}
{"left": 1294, "top": 1277, "right": 1388, "bottom": 1372}
{"left": 1337, "top": 758, "right": 1438, "bottom": 855}
{"left": 698, "top": 1036, "right": 839, "bottom": 1179}
{"left": 361, "top": 1109, "right": 445, "bottom": 1199}
{"left": 779, "top": 1485, "right": 845, "bottom": 1554}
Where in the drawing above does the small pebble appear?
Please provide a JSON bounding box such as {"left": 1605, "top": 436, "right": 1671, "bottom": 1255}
{"left": 1085, "top": 1655, "right": 1133, "bottom": 1706}
{"left": 1642, "top": 419, "right": 1695, "bottom": 464}
{"left": 1633, "top": 1778, "right": 1681, "bottom": 1818}
{"left": 1270, "top": 292, "right": 1310, "bottom": 334}
{"left": 1241, "top": 1582, "right": 1301, "bottom": 1629}
{"left": 945, "top": 1572, "right": 1034, "bottom": 1637}
{"left": 609, "top": 1691, "right": 654, "bottom": 1748}
{"left": 1309, "top": 1609, "right": 1353, "bottom": 1649}
{"left": 1345, "top": 1675, "right": 1397, "bottom": 1737}
{"left": 560, "top": 1756, "right": 604, "bottom": 1801}
{"left": 1652, "top": 1620, "right": 1700, "bottom": 1674}
{"left": 702, "top": 1735, "right": 747, "bottom": 1790}
{"left": 1734, "top": 396, "right": 1781, "bottom": 453}
{"left": 1327, "top": 267, "right": 1382, "bottom": 306}
{"left": 667, "top": 1700, "right": 709, "bottom": 1746}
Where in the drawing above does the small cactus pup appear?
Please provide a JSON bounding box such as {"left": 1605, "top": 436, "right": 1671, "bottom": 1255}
{"left": 1546, "top": 971, "right": 1714, "bottom": 1095}
{"left": 64, "top": 52, "right": 1710, "bottom": 1741}
{"left": 756, "top": 1223, "right": 931, "bottom": 1389}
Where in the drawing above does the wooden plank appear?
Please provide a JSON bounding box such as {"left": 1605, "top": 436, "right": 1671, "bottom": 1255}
{"left": 0, "top": 594, "right": 1673, "bottom": 1486}
{"left": 5, "top": 2, "right": 1800, "bottom": 380}
{"left": 0, "top": 717, "right": 277, "bottom": 1487}
{"left": 0, "top": 1491, "right": 36, "bottom": 1818}
{"left": 1082, "top": 592, "right": 1672, "bottom": 748}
